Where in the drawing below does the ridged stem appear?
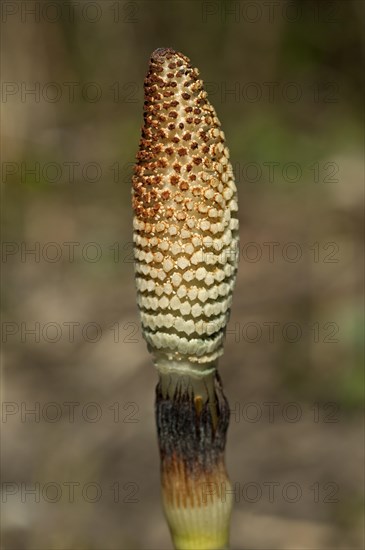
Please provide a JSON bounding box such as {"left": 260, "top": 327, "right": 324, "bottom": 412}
{"left": 155, "top": 368, "right": 232, "bottom": 549}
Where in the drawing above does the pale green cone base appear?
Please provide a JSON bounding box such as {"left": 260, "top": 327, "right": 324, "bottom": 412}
{"left": 164, "top": 493, "right": 233, "bottom": 550}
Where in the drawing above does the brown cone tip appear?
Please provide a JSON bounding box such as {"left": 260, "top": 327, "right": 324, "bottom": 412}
{"left": 150, "top": 47, "right": 190, "bottom": 63}
{"left": 151, "top": 47, "right": 185, "bottom": 57}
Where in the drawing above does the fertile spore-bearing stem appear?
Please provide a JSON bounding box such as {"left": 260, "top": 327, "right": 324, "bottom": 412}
{"left": 132, "top": 48, "right": 239, "bottom": 549}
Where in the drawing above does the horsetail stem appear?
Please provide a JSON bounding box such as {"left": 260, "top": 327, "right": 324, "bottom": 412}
{"left": 132, "top": 48, "right": 239, "bottom": 550}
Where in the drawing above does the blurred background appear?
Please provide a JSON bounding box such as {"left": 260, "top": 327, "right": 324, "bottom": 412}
{"left": 1, "top": 0, "right": 364, "bottom": 548}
